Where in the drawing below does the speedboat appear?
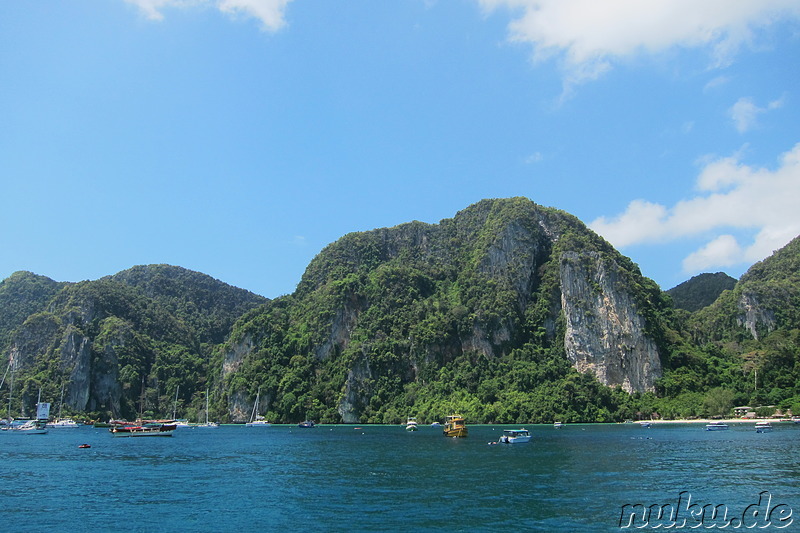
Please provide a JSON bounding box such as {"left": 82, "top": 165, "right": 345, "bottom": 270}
{"left": 639, "top": 421, "right": 651, "bottom": 428}
{"left": 498, "top": 429, "right": 532, "bottom": 443}
{"left": 405, "top": 417, "right": 418, "bottom": 431}
{"left": 298, "top": 420, "right": 315, "bottom": 428}
{"left": 755, "top": 421, "right": 773, "bottom": 433}
{"left": 443, "top": 415, "right": 467, "bottom": 438}
{"left": 705, "top": 421, "right": 729, "bottom": 431}
{"left": 553, "top": 422, "right": 564, "bottom": 428}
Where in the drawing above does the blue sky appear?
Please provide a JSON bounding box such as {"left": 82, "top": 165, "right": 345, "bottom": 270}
{"left": 1, "top": 1, "right": 799, "bottom": 297}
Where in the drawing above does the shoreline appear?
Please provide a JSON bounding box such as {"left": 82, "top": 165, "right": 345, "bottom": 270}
{"left": 645, "top": 418, "right": 793, "bottom": 424}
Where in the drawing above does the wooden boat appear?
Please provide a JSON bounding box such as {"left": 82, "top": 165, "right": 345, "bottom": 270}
{"left": 110, "top": 423, "right": 176, "bottom": 437}
{"left": 443, "top": 414, "right": 467, "bottom": 438}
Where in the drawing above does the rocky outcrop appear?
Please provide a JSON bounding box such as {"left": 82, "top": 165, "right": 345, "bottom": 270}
{"left": 559, "top": 251, "right": 661, "bottom": 393}
{"left": 736, "top": 290, "right": 777, "bottom": 340}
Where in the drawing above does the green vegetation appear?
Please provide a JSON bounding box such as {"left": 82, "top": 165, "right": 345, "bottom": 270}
{"left": 666, "top": 272, "right": 737, "bottom": 312}
{"left": 2, "top": 201, "right": 799, "bottom": 425}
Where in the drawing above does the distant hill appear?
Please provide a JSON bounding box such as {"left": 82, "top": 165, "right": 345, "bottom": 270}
{"left": 666, "top": 272, "right": 737, "bottom": 312}
{"left": 220, "top": 197, "right": 670, "bottom": 423}
{"left": 3, "top": 200, "right": 799, "bottom": 425}
{"left": 2, "top": 265, "right": 266, "bottom": 421}
{"left": 0, "top": 271, "right": 65, "bottom": 351}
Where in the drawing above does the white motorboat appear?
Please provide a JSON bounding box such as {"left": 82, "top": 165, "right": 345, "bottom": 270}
{"left": 405, "top": 417, "right": 418, "bottom": 431}
{"left": 498, "top": 429, "right": 532, "bottom": 443}
{"left": 705, "top": 421, "right": 729, "bottom": 431}
{"left": 46, "top": 418, "right": 80, "bottom": 428}
{"left": 755, "top": 421, "right": 773, "bottom": 433}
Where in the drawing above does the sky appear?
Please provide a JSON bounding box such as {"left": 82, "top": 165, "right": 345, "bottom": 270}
{"left": 1, "top": 1, "right": 799, "bottom": 298}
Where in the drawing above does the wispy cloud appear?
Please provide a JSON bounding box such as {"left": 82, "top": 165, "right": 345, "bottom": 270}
{"left": 729, "top": 96, "right": 785, "bottom": 133}
{"left": 478, "top": 0, "right": 800, "bottom": 93}
{"left": 125, "top": 0, "right": 294, "bottom": 31}
{"left": 590, "top": 143, "right": 800, "bottom": 275}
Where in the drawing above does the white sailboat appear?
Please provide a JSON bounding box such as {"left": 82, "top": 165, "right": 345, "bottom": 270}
{"left": 245, "top": 388, "right": 271, "bottom": 427}
{"left": 195, "top": 389, "right": 219, "bottom": 428}
{"left": 46, "top": 383, "right": 79, "bottom": 428}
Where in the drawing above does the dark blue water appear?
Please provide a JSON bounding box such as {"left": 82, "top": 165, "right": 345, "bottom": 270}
{"left": 2, "top": 423, "right": 798, "bottom": 532}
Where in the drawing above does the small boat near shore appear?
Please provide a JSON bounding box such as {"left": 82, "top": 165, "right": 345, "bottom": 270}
{"left": 110, "top": 423, "right": 176, "bottom": 437}
{"left": 755, "top": 421, "right": 773, "bottom": 433}
{"left": 298, "top": 420, "right": 315, "bottom": 428}
{"left": 443, "top": 414, "right": 467, "bottom": 438}
{"left": 245, "top": 388, "right": 271, "bottom": 427}
{"left": 405, "top": 417, "right": 418, "bottom": 431}
{"left": 3, "top": 419, "right": 48, "bottom": 435}
{"left": 705, "top": 421, "right": 729, "bottom": 431}
{"left": 46, "top": 418, "right": 80, "bottom": 428}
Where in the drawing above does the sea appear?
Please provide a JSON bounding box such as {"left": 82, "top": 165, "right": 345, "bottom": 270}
{"left": 2, "top": 422, "right": 798, "bottom": 532}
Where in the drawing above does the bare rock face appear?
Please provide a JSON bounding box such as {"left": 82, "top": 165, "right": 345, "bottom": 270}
{"left": 559, "top": 251, "right": 661, "bottom": 393}
{"left": 736, "top": 291, "right": 777, "bottom": 340}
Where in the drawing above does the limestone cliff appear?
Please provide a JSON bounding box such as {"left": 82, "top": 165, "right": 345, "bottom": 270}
{"left": 221, "top": 197, "right": 669, "bottom": 423}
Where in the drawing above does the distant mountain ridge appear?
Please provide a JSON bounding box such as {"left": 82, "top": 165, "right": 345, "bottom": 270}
{"left": 667, "top": 272, "right": 737, "bottom": 312}
{"left": 2, "top": 199, "right": 799, "bottom": 424}
{"left": 0, "top": 265, "right": 266, "bottom": 420}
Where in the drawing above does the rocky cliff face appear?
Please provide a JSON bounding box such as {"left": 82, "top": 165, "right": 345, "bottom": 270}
{"left": 559, "top": 251, "right": 661, "bottom": 392}
{"left": 221, "top": 198, "right": 667, "bottom": 422}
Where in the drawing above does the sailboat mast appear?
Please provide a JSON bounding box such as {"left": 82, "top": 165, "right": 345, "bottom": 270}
{"left": 172, "top": 386, "right": 179, "bottom": 420}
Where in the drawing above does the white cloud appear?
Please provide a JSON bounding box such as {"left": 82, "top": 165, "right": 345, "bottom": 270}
{"left": 478, "top": 0, "right": 800, "bottom": 89}
{"left": 729, "top": 96, "right": 786, "bottom": 133}
{"left": 125, "top": 0, "right": 293, "bottom": 31}
{"left": 590, "top": 143, "right": 800, "bottom": 274}
{"left": 682, "top": 235, "right": 742, "bottom": 271}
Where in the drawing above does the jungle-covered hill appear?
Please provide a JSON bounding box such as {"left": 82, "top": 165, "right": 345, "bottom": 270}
{"left": 2, "top": 198, "right": 799, "bottom": 424}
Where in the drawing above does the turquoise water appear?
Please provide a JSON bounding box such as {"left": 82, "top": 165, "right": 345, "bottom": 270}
{"left": 2, "top": 423, "right": 799, "bottom": 532}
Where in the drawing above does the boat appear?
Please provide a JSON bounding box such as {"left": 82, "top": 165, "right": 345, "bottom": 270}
{"left": 46, "top": 418, "right": 80, "bottom": 428}
{"left": 298, "top": 420, "right": 315, "bottom": 428}
{"left": 498, "top": 429, "right": 532, "bottom": 444}
{"left": 705, "top": 421, "right": 729, "bottom": 431}
{"left": 639, "top": 421, "right": 652, "bottom": 428}
{"left": 110, "top": 422, "right": 176, "bottom": 437}
{"left": 443, "top": 414, "right": 467, "bottom": 438}
{"left": 553, "top": 422, "right": 564, "bottom": 428}
{"left": 405, "top": 416, "right": 418, "bottom": 431}
{"left": 245, "top": 388, "right": 271, "bottom": 427}
{"left": 4, "top": 395, "right": 50, "bottom": 435}
{"left": 430, "top": 422, "right": 441, "bottom": 428}
{"left": 195, "top": 389, "right": 219, "bottom": 428}
{"left": 755, "top": 421, "right": 773, "bottom": 433}
{"left": 4, "top": 419, "right": 48, "bottom": 435}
